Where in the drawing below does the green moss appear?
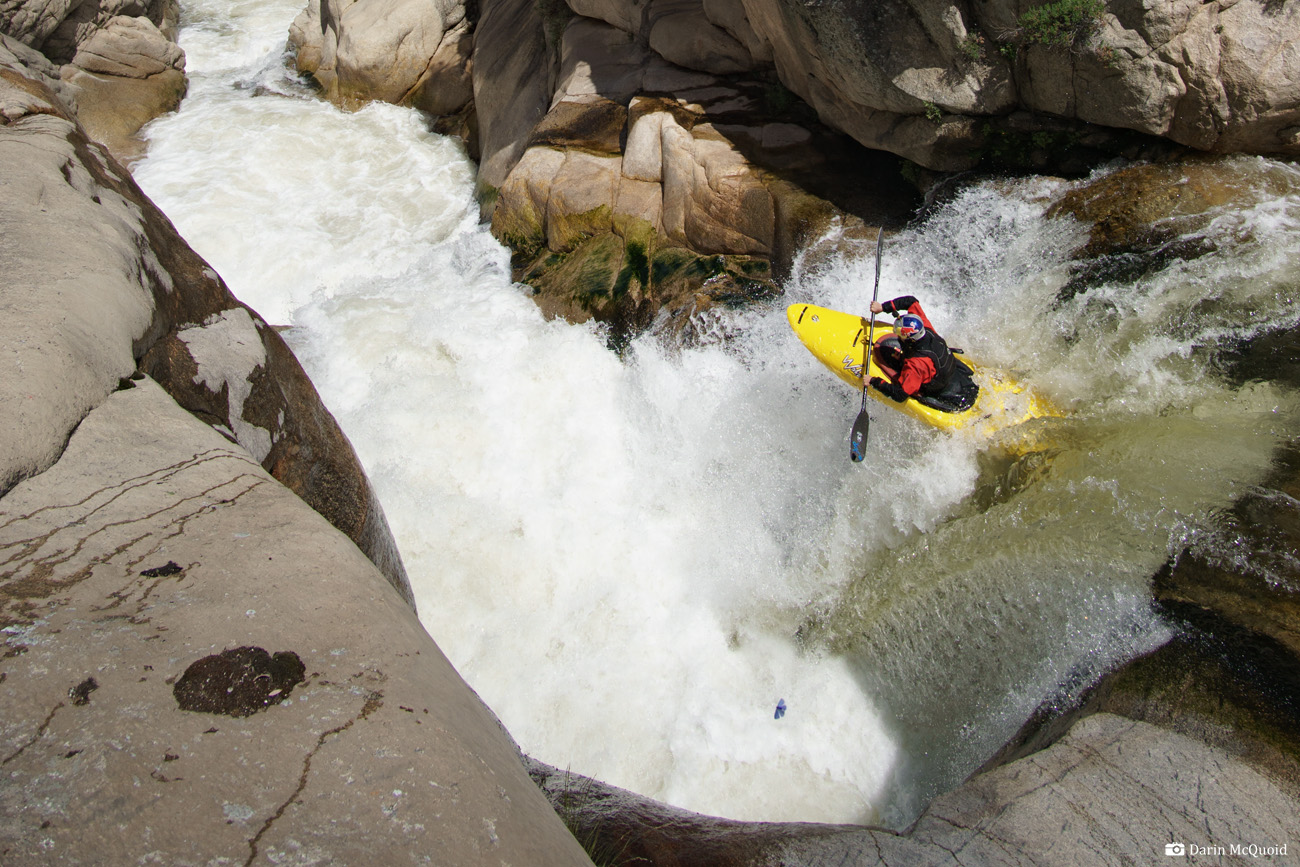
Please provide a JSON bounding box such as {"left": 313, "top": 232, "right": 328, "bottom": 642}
{"left": 549, "top": 204, "right": 612, "bottom": 254}
{"left": 476, "top": 181, "right": 500, "bottom": 212}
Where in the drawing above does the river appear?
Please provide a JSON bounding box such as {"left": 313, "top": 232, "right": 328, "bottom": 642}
{"left": 131, "top": 0, "right": 1300, "bottom": 830}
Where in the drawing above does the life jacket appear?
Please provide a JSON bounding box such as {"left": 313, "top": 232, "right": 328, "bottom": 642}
{"left": 905, "top": 329, "right": 957, "bottom": 396}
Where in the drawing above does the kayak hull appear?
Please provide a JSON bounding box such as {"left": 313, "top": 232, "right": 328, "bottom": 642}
{"left": 786, "top": 303, "right": 1057, "bottom": 434}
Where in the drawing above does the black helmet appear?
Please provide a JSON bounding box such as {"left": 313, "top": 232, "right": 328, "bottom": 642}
{"left": 876, "top": 334, "right": 903, "bottom": 364}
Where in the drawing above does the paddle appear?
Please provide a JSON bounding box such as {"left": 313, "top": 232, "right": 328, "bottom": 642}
{"left": 849, "top": 229, "right": 886, "bottom": 462}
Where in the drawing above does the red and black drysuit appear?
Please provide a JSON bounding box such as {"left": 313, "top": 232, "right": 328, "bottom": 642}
{"left": 869, "top": 295, "right": 965, "bottom": 406}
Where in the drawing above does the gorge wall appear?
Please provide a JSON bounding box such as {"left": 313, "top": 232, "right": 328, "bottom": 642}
{"left": 288, "top": 0, "right": 1300, "bottom": 342}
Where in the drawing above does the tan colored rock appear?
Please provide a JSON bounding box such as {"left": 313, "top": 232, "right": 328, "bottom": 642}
{"left": 0, "top": 380, "right": 595, "bottom": 866}
{"left": 615, "top": 175, "right": 663, "bottom": 233}
{"left": 546, "top": 148, "right": 620, "bottom": 251}
{"left": 493, "top": 144, "right": 565, "bottom": 254}
{"left": 662, "top": 119, "right": 772, "bottom": 255}
{"left": 0, "top": 65, "right": 410, "bottom": 601}
{"left": 2, "top": 0, "right": 186, "bottom": 163}
{"left": 67, "top": 13, "right": 180, "bottom": 76}
{"left": 736, "top": 0, "right": 1014, "bottom": 169}
{"left": 407, "top": 16, "right": 474, "bottom": 117}
{"left": 291, "top": 0, "right": 470, "bottom": 109}
{"left": 622, "top": 101, "right": 668, "bottom": 182}
{"left": 60, "top": 64, "right": 185, "bottom": 164}
{"left": 530, "top": 713, "right": 1299, "bottom": 864}
{"left": 646, "top": 0, "right": 757, "bottom": 74}
{"left": 703, "top": 0, "right": 770, "bottom": 64}
{"left": 470, "top": 0, "right": 553, "bottom": 195}
{"left": 565, "top": 0, "right": 641, "bottom": 36}
{"left": 0, "top": 31, "right": 79, "bottom": 119}
{"left": 1, "top": 55, "right": 594, "bottom": 864}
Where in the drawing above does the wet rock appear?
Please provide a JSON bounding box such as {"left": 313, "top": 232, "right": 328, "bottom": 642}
{"left": 173, "top": 647, "right": 306, "bottom": 717}
{"left": 1046, "top": 156, "right": 1300, "bottom": 298}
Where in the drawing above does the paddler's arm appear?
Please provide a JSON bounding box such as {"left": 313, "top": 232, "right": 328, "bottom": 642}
{"left": 874, "top": 297, "right": 937, "bottom": 333}
{"left": 877, "top": 296, "right": 920, "bottom": 316}
{"left": 869, "top": 376, "right": 908, "bottom": 403}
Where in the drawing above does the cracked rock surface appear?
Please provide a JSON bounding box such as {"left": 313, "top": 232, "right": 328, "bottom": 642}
{"left": 0, "top": 373, "right": 594, "bottom": 866}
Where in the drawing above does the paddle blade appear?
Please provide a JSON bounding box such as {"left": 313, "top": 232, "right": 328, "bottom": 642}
{"left": 849, "top": 408, "right": 870, "bottom": 462}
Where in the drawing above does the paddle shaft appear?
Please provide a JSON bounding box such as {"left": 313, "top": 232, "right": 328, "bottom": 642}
{"left": 849, "top": 229, "right": 886, "bottom": 462}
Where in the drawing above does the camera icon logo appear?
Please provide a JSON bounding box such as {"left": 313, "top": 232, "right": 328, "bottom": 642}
{"left": 1165, "top": 842, "right": 1187, "bottom": 856}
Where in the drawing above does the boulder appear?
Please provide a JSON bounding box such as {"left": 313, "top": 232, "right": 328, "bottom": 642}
{"left": 0, "top": 57, "right": 411, "bottom": 604}
{"left": 289, "top": 0, "right": 473, "bottom": 112}
{"left": 2, "top": 0, "right": 186, "bottom": 164}
{"left": 469, "top": 0, "right": 556, "bottom": 200}
{"left": 983, "top": 0, "right": 1300, "bottom": 160}
{"left": 65, "top": 12, "right": 180, "bottom": 76}
{"left": 489, "top": 17, "right": 917, "bottom": 341}
{"left": 1045, "top": 156, "right": 1299, "bottom": 295}
{"left": 0, "top": 379, "right": 595, "bottom": 866}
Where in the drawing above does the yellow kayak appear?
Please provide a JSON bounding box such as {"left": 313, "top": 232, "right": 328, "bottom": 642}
{"left": 787, "top": 303, "right": 1058, "bottom": 434}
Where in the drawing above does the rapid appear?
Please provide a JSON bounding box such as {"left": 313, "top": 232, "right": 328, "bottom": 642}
{"left": 132, "top": 0, "right": 1300, "bottom": 830}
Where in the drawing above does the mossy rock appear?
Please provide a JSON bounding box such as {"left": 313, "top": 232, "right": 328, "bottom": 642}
{"left": 520, "top": 231, "right": 777, "bottom": 349}
{"left": 548, "top": 204, "right": 614, "bottom": 255}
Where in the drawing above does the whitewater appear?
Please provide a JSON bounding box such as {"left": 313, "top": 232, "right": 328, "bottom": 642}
{"left": 133, "top": 0, "right": 1300, "bottom": 829}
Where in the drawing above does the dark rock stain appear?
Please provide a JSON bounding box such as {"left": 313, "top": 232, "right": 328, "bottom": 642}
{"left": 139, "top": 561, "right": 183, "bottom": 578}
{"left": 173, "top": 646, "right": 305, "bottom": 717}
{"left": 69, "top": 677, "right": 98, "bottom": 706}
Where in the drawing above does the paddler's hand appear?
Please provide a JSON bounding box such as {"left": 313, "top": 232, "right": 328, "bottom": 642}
{"left": 870, "top": 376, "right": 908, "bottom": 403}
{"left": 869, "top": 301, "right": 884, "bottom": 314}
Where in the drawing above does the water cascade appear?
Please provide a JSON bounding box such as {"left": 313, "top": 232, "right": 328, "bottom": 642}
{"left": 133, "top": 0, "right": 1300, "bottom": 829}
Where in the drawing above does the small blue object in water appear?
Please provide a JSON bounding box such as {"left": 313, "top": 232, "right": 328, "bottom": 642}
{"left": 774, "top": 699, "right": 786, "bottom": 719}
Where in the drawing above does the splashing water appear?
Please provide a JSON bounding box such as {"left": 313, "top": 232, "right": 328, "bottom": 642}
{"left": 134, "top": 0, "right": 1300, "bottom": 829}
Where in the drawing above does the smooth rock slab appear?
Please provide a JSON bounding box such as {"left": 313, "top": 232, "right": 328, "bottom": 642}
{"left": 0, "top": 379, "right": 594, "bottom": 866}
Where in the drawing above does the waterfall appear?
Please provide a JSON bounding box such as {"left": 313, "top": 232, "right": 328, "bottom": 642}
{"left": 133, "top": 0, "right": 1300, "bottom": 828}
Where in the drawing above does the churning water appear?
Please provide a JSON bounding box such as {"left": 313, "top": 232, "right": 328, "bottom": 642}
{"left": 134, "top": 0, "right": 1300, "bottom": 829}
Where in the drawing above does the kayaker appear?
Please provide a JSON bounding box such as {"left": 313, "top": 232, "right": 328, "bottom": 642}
{"left": 867, "top": 296, "right": 976, "bottom": 411}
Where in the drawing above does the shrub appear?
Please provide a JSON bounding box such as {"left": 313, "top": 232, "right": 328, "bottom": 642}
{"left": 1016, "top": 0, "right": 1106, "bottom": 47}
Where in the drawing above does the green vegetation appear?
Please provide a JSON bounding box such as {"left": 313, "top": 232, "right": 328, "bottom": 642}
{"left": 923, "top": 101, "right": 943, "bottom": 123}
{"left": 960, "top": 32, "right": 986, "bottom": 61}
{"left": 1016, "top": 0, "right": 1106, "bottom": 47}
